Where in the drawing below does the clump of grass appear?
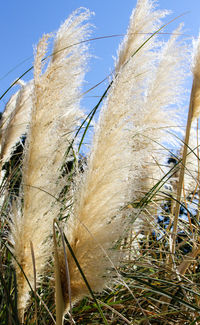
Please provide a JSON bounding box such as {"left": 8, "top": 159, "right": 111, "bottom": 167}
{"left": 1, "top": 0, "right": 200, "bottom": 324}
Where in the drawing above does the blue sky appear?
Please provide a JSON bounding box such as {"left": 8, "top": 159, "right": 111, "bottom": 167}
{"left": 0, "top": 0, "right": 200, "bottom": 112}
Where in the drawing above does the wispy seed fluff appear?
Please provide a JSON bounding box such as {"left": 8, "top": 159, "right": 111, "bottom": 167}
{"left": 130, "top": 24, "right": 187, "bottom": 200}
{"left": 10, "top": 8, "right": 92, "bottom": 316}
{"left": 58, "top": 0, "right": 187, "bottom": 312}
{"left": 128, "top": 23, "right": 188, "bottom": 238}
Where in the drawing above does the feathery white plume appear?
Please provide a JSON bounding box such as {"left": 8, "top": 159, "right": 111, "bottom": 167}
{"left": 131, "top": 24, "right": 187, "bottom": 200}
{"left": 59, "top": 0, "right": 179, "bottom": 312}
{"left": 10, "top": 8, "right": 91, "bottom": 316}
{"left": 129, "top": 24, "right": 188, "bottom": 236}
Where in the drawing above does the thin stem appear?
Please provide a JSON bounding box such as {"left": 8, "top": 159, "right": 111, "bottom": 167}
{"left": 171, "top": 81, "right": 195, "bottom": 257}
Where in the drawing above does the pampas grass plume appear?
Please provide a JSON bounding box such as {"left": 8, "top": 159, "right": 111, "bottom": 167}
{"left": 10, "top": 8, "right": 92, "bottom": 317}
{"left": 57, "top": 0, "right": 188, "bottom": 314}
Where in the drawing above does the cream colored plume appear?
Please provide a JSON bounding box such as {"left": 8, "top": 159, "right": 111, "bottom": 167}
{"left": 0, "top": 81, "right": 33, "bottom": 168}
{"left": 10, "top": 8, "right": 91, "bottom": 316}
{"left": 115, "top": 0, "right": 169, "bottom": 73}
{"left": 129, "top": 24, "right": 188, "bottom": 236}
{"left": 59, "top": 0, "right": 178, "bottom": 312}
{"left": 131, "top": 25, "right": 186, "bottom": 198}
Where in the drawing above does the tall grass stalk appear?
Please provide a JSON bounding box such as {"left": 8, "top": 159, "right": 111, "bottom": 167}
{"left": 171, "top": 33, "right": 200, "bottom": 258}
{"left": 171, "top": 81, "right": 195, "bottom": 257}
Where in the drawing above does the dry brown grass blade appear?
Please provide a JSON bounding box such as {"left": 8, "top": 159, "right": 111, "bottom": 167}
{"left": 178, "top": 245, "right": 200, "bottom": 276}
{"left": 96, "top": 299, "right": 132, "bottom": 325}
{"left": 53, "top": 221, "right": 65, "bottom": 325}
{"left": 56, "top": 223, "right": 73, "bottom": 324}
